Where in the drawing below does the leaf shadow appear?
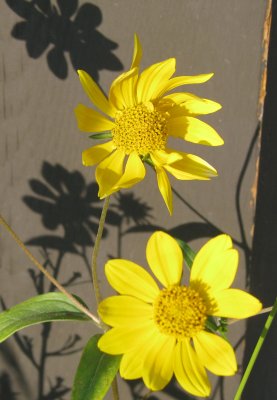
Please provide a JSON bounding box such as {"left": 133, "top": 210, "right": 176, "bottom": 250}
{"left": 6, "top": 0, "right": 123, "bottom": 80}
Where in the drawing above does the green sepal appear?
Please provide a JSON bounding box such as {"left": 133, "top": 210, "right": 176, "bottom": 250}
{"left": 72, "top": 334, "right": 121, "bottom": 400}
{"left": 89, "top": 131, "right": 112, "bottom": 140}
{"left": 175, "top": 238, "right": 196, "bottom": 270}
{"left": 141, "top": 153, "right": 154, "bottom": 167}
{"left": 0, "top": 293, "right": 90, "bottom": 342}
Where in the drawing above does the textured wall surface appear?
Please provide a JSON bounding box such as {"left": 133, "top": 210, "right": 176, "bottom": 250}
{"left": 0, "top": 1, "right": 269, "bottom": 399}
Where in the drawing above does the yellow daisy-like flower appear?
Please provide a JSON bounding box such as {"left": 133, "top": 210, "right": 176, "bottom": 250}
{"left": 98, "top": 232, "right": 262, "bottom": 397}
{"left": 75, "top": 35, "right": 223, "bottom": 214}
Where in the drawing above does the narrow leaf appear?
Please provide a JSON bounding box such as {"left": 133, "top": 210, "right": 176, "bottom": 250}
{"left": 72, "top": 334, "right": 121, "bottom": 400}
{"left": 89, "top": 131, "right": 112, "bottom": 140}
{"left": 0, "top": 293, "right": 90, "bottom": 342}
{"left": 175, "top": 238, "right": 196, "bottom": 269}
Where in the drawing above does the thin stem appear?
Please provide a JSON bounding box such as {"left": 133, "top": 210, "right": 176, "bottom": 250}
{"left": 142, "top": 390, "right": 152, "bottom": 399}
{"left": 0, "top": 214, "right": 101, "bottom": 327}
{"left": 234, "top": 297, "right": 277, "bottom": 400}
{"left": 111, "top": 377, "right": 120, "bottom": 400}
{"left": 91, "top": 196, "right": 110, "bottom": 306}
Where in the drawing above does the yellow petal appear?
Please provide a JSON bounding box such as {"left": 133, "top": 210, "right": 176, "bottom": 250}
{"left": 96, "top": 149, "right": 125, "bottom": 198}
{"left": 151, "top": 149, "right": 182, "bottom": 166}
{"left": 120, "top": 349, "right": 144, "bottom": 379}
{"left": 174, "top": 340, "right": 211, "bottom": 397}
{"left": 109, "top": 67, "right": 138, "bottom": 109}
{"left": 98, "top": 295, "right": 153, "bottom": 327}
{"left": 191, "top": 249, "right": 239, "bottom": 292}
{"left": 155, "top": 167, "right": 173, "bottom": 215}
{"left": 194, "top": 331, "right": 237, "bottom": 376}
{"left": 105, "top": 259, "right": 160, "bottom": 302}
{"left": 211, "top": 289, "right": 262, "bottom": 318}
{"left": 146, "top": 231, "right": 183, "bottom": 287}
{"left": 165, "top": 92, "right": 222, "bottom": 115}
{"left": 82, "top": 141, "right": 115, "bottom": 166}
{"left": 77, "top": 70, "right": 114, "bottom": 117}
{"left": 137, "top": 58, "right": 176, "bottom": 103}
{"left": 98, "top": 321, "right": 157, "bottom": 355}
{"left": 190, "top": 235, "right": 233, "bottom": 284}
{"left": 157, "top": 73, "right": 214, "bottom": 97}
{"left": 131, "top": 33, "right": 142, "bottom": 68}
{"left": 115, "top": 152, "right": 146, "bottom": 190}
{"left": 142, "top": 335, "right": 175, "bottom": 391}
{"left": 165, "top": 151, "right": 217, "bottom": 180}
{"left": 74, "top": 104, "right": 115, "bottom": 132}
{"left": 167, "top": 116, "right": 224, "bottom": 146}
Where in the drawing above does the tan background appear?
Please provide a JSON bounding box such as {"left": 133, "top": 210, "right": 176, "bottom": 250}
{"left": 0, "top": 1, "right": 272, "bottom": 399}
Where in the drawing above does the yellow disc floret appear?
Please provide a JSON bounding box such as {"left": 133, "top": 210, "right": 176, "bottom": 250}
{"left": 112, "top": 103, "right": 168, "bottom": 155}
{"left": 154, "top": 285, "right": 207, "bottom": 339}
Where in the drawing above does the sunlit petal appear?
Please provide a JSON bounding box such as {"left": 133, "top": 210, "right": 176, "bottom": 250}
{"left": 191, "top": 249, "right": 239, "bottom": 292}
{"left": 165, "top": 151, "right": 217, "bottom": 180}
{"left": 96, "top": 149, "right": 125, "bottom": 198}
{"left": 98, "top": 321, "right": 157, "bottom": 355}
{"left": 82, "top": 141, "right": 115, "bottom": 166}
{"left": 168, "top": 116, "right": 224, "bottom": 146}
{"left": 98, "top": 295, "right": 153, "bottom": 327}
{"left": 157, "top": 73, "right": 214, "bottom": 97}
{"left": 212, "top": 289, "right": 262, "bottom": 318}
{"left": 143, "top": 335, "right": 175, "bottom": 391}
{"left": 109, "top": 67, "right": 138, "bottom": 109}
{"left": 146, "top": 231, "right": 183, "bottom": 287}
{"left": 137, "top": 58, "right": 176, "bottom": 103}
{"left": 74, "top": 104, "right": 115, "bottom": 132}
{"left": 155, "top": 167, "right": 173, "bottom": 215}
{"left": 131, "top": 33, "right": 143, "bottom": 68}
{"left": 115, "top": 152, "right": 146, "bottom": 190}
{"left": 105, "top": 259, "right": 160, "bottom": 302}
{"left": 194, "top": 331, "right": 237, "bottom": 376}
{"left": 77, "top": 70, "right": 115, "bottom": 117}
{"left": 164, "top": 92, "right": 222, "bottom": 115}
{"left": 190, "top": 235, "right": 233, "bottom": 283}
{"left": 120, "top": 349, "right": 144, "bottom": 379}
{"left": 174, "top": 340, "right": 211, "bottom": 397}
{"left": 151, "top": 149, "right": 182, "bottom": 166}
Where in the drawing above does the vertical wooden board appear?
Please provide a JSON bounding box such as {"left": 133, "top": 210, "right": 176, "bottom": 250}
{"left": 0, "top": 1, "right": 268, "bottom": 399}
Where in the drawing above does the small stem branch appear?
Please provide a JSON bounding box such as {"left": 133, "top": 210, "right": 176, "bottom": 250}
{"left": 234, "top": 297, "right": 277, "bottom": 400}
{"left": 91, "top": 196, "right": 110, "bottom": 307}
{"left": 0, "top": 214, "right": 101, "bottom": 327}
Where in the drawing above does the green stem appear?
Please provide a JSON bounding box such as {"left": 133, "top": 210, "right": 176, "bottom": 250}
{"left": 234, "top": 297, "right": 277, "bottom": 400}
{"left": 91, "top": 196, "right": 110, "bottom": 308}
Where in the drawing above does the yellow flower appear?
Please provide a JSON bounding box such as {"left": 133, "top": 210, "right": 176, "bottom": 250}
{"left": 75, "top": 35, "right": 223, "bottom": 214}
{"left": 98, "top": 232, "right": 262, "bottom": 397}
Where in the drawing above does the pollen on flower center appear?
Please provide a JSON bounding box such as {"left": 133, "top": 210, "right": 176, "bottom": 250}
{"left": 154, "top": 285, "right": 207, "bottom": 339}
{"left": 112, "top": 103, "right": 168, "bottom": 155}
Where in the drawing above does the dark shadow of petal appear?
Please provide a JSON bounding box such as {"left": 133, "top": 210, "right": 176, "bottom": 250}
{"left": 26, "top": 235, "right": 78, "bottom": 253}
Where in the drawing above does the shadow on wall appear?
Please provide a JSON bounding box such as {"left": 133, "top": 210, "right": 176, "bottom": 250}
{"left": 6, "top": 0, "right": 123, "bottom": 80}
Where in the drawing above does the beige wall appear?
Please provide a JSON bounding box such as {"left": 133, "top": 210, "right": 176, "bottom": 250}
{"left": 0, "top": 1, "right": 267, "bottom": 399}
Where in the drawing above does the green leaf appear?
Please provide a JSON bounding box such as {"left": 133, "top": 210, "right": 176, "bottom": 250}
{"left": 0, "top": 293, "right": 90, "bottom": 342}
{"left": 175, "top": 238, "right": 196, "bottom": 269}
{"left": 89, "top": 131, "right": 112, "bottom": 140}
{"left": 72, "top": 334, "right": 121, "bottom": 400}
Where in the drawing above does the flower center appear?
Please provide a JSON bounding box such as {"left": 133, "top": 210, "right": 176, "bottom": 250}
{"left": 154, "top": 285, "right": 207, "bottom": 339}
{"left": 112, "top": 103, "right": 168, "bottom": 155}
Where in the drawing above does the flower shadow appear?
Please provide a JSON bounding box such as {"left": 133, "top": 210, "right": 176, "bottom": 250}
{"left": 6, "top": 0, "right": 123, "bottom": 80}
{"left": 23, "top": 161, "right": 121, "bottom": 254}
